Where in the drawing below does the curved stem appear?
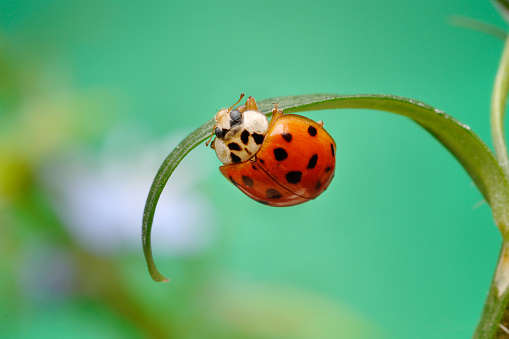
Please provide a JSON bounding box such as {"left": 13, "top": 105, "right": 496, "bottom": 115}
{"left": 144, "top": 94, "right": 509, "bottom": 282}
{"left": 474, "top": 242, "right": 509, "bottom": 338}
{"left": 491, "top": 34, "right": 509, "bottom": 177}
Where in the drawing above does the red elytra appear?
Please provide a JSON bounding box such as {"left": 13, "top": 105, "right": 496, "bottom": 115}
{"left": 219, "top": 113, "right": 336, "bottom": 207}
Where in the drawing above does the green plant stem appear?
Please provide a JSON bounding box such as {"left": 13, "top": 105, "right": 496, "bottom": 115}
{"left": 472, "top": 28, "right": 509, "bottom": 339}
{"left": 474, "top": 242, "right": 509, "bottom": 338}
{"left": 492, "top": 33, "right": 509, "bottom": 178}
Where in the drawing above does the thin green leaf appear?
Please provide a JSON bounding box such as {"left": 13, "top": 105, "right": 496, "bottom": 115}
{"left": 141, "top": 102, "right": 277, "bottom": 282}
{"left": 143, "top": 94, "right": 509, "bottom": 281}
{"left": 492, "top": 34, "right": 509, "bottom": 178}
{"left": 141, "top": 120, "right": 211, "bottom": 282}
{"left": 270, "top": 94, "right": 509, "bottom": 231}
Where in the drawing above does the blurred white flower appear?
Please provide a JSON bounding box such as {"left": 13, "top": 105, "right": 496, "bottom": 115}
{"left": 40, "top": 123, "right": 216, "bottom": 256}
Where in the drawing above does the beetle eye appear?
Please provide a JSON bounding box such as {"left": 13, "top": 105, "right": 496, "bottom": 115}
{"left": 229, "top": 110, "right": 242, "bottom": 122}
{"left": 214, "top": 127, "right": 223, "bottom": 138}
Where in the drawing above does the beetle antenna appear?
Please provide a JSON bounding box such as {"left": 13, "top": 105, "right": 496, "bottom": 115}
{"left": 229, "top": 93, "right": 245, "bottom": 111}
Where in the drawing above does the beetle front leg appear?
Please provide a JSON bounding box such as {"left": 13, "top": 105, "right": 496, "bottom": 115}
{"left": 268, "top": 103, "right": 284, "bottom": 128}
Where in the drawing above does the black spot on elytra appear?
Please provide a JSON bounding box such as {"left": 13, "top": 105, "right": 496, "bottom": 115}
{"left": 315, "top": 180, "right": 322, "bottom": 190}
{"left": 266, "top": 188, "right": 282, "bottom": 199}
{"left": 325, "top": 166, "right": 332, "bottom": 173}
{"left": 256, "top": 199, "right": 269, "bottom": 205}
{"left": 241, "top": 130, "right": 250, "bottom": 145}
{"left": 331, "top": 143, "right": 335, "bottom": 157}
{"left": 273, "top": 148, "right": 288, "bottom": 161}
{"left": 307, "top": 154, "right": 318, "bottom": 169}
{"left": 252, "top": 164, "right": 257, "bottom": 170}
{"left": 241, "top": 175, "right": 254, "bottom": 187}
{"left": 258, "top": 158, "right": 265, "bottom": 164}
{"left": 231, "top": 153, "right": 241, "bottom": 163}
{"left": 286, "top": 171, "right": 302, "bottom": 184}
{"left": 282, "top": 132, "right": 292, "bottom": 142}
{"left": 228, "top": 142, "right": 241, "bottom": 151}
{"left": 252, "top": 133, "right": 264, "bottom": 145}
{"left": 229, "top": 176, "right": 238, "bottom": 186}
{"left": 308, "top": 126, "right": 317, "bottom": 136}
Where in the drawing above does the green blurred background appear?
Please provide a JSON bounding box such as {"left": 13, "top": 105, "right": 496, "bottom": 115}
{"left": 0, "top": 0, "right": 506, "bottom": 338}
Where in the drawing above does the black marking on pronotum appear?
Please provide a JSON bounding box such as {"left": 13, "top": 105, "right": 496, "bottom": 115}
{"left": 241, "top": 130, "right": 250, "bottom": 145}
{"left": 331, "top": 143, "right": 335, "bottom": 157}
{"left": 273, "top": 148, "right": 288, "bottom": 161}
{"left": 252, "top": 133, "right": 264, "bottom": 145}
{"left": 286, "top": 171, "right": 302, "bottom": 184}
{"left": 242, "top": 175, "right": 254, "bottom": 187}
{"left": 308, "top": 126, "right": 317, "bottom": 136}
{"left": 228, "top": 143, "right": 241, "bottom": 151}
{"left": 266, "top": 188, "right": 282, "bottom": 199}
{"left": 229, "top": 176, "right": 238, "bottom": 187}
{"left": 307, "top": 154, "right": 318, "bottom": 169}
{"left": 231, "top": 153, "right": 241, "bottom": 163}
{"left": 282, "top": 132, "right": 292, "bottom": 142}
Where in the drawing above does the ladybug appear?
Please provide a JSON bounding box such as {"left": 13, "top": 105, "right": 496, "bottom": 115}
{"left": 208, "top": 94, "right": 336, "bottom": 207}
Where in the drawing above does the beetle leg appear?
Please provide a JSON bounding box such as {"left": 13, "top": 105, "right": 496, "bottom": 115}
{"left": 268, "top": 102, "right": 284, "bottom": 128}
{"left": 205, "top": 132, "right": 214, "bottom": 147}
{"left": 245, "top": 96, "right": 258, "bottom": 111}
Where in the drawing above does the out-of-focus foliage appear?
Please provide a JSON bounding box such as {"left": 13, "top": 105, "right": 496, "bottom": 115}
{"left": 1, "top": 0, "right": 506, "bottom": 338}
{"left": 0, "top": 18, "right": 375, "bottom": 339}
